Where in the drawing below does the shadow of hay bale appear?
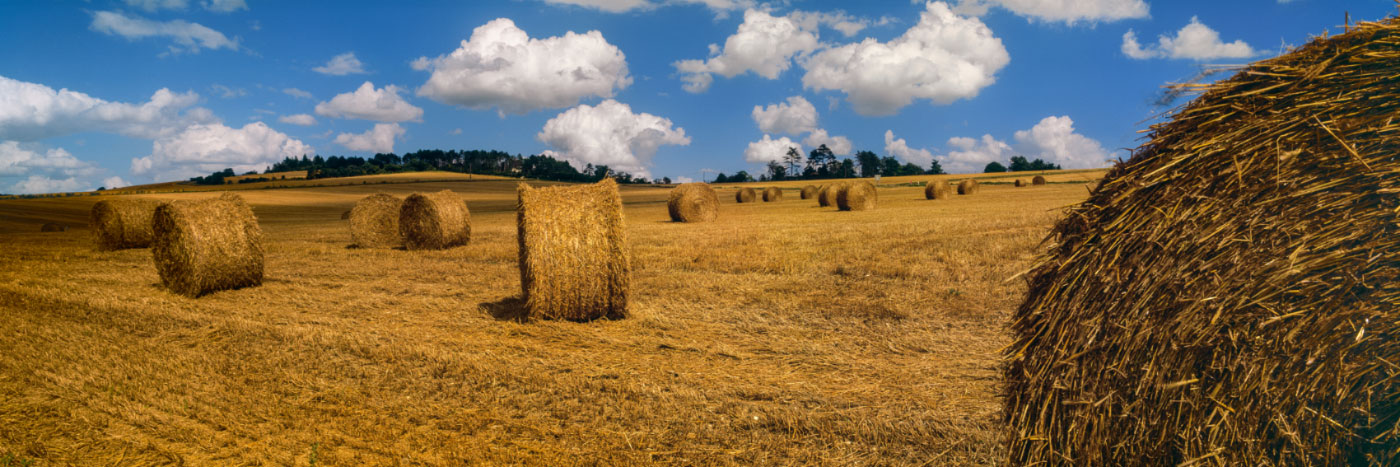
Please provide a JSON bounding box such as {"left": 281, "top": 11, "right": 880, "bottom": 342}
{"left": 479, "top": 296, "right": 528, "bottom": 322}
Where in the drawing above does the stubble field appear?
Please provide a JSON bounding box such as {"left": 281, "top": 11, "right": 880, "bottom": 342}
{"left": 0, "top": 169, "right": 1102, "bottom": 465}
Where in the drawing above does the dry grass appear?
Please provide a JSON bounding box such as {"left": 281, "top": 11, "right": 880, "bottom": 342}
{"left": 0, "top": 171, "right": 1100, "bottom": 464}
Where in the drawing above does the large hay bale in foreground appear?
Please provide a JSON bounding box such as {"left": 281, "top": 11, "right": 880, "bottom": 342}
{"left": 735, "top": 187, "right": 756, "bottom": 203}
{"left": 761, "top": 187, "right": 783, "bottom": 202}
{"left": 924, "top": 181, "right": 951, "bottom": 200}
{"left": 800, "top": 185, "right": 818, "bottom": 199}
{"left": 1031, "top": 175, "right": 1046, "bottom": 185}
{"left": 40, "top": 223, "right": 66, "bottom": 232}
{"left": 836, "top": 181, "right": 876, "bottom": 211}
{"left": 399, "top": 190, "right": 470, "bottom": 250}
{"left": 152, "top": 193, "right": 263, "bottom": 297}
{"left": 91, "top": 198, "right": 162, "bottom": 250}
{"left": 1005, "top": 19, "right": 1400, "bottom": 466}
{"left": 667, "top": 183, "right": 718, "bottom": 222}
{"left": 818, "top": 183, "right": 845, "bottom": 207}
{"left": 350, "top": 193, "right": 403, "bottom": 248}
{"left": 517, "top": 179, "right": 630, "bottom": 321}
{"left": 956, "top": 179, "right": 979, "bottom": 195}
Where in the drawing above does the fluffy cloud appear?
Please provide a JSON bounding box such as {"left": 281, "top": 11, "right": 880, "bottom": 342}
{"left": 415, "top": 18, "right": 631, "bottom": 115}
{"left": 537, "top": 100, "right": 690, "bottom": 178}
{"left": 1012, "top": 115, "right": 1110, "bottom": 169}
{"left": 102, "top": 176, "right": 131, "bottom": 189}
{"left": 283, "top": 88, "right": 313, "bottom": 99}
{"left": 312, "top": 52, "right": 367, "bottom": 75}
{"left": 89, "top": 11, "right": 238, "bottom": 54}
{"left": 0, "top": 75, "right": 214, "bottom": 141}
{"left": 790, "top": 10, "right": 894, "bottom": 37}
{"left": 8, "top": 175, "right": 86, "bottom": 195}
{"left": 202, "top": 0, "right": 248, "bottom": 13}
{"left": 675, "top": 9, "right": 820, "bottom": 93}
{"left": 883, "top": 130, "right": 935, "bottom": 166}
{"left": 802, "top": 129, "right": 852, "bottom": 156}
{"left": 315, "top": 82, "right": 423, "bottom": 122}
{"left": 334, "top": 123, "right": 405, "bottom": 153}
{"left": 278, "top": 114, "right": 317, "bottom": 126}
{"left": 752, "top": 96, "right": 817, "bottom": 136}
{"left": 540, "top": 0, "right": 754, "bottom": 13}
{"left": 953, "top": 0, "right": 1147, "bottom": 24}
{"left": 124, "top": 0, "right": 247, "bottom": 12}
{"left": 131, "top": 122, "right": 313, "bottom": 180}
{"left": 0, "top": 141, "right": 97, "bottom": 177}
{"left": 801, "top": 2, "right": 1009, "bottom": 116}
{"left": 743, "top": 134, "right": 803, "bottom": 165}
{"left": 943, "top": 134, "right": 1013, "bottom": 173}
{"left": 1123, "top": 17, "right": 1256, "bottom": 60}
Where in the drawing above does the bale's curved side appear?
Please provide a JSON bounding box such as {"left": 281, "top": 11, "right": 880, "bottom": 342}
{"left": 517, "top": 179, "right": 630, "bottom": 321}
{"left": 1031, "top": 175, "right": 1047, "bottom": 185}
{"left": 924, "top": 181, "right": 951, "bottom": 200}
{"left": 957, "top": 179, "right": 979, "bottom": 195}
{"left": 91, "top": 198, "right": 162, "bottom": 250}
{"left": 818, "top": 183, "right": 845, "bottom": 207}
{"left": 735, "top": 187, "right": 757, "bottom": 203}
{"left": 836, "top": 181, "right": 877, "bottom": 211}
{"left": 399, "top": 190, "right": 471, "bottom": 250}
{"left": 350, "top": 193, "right": 403, "bottom": 248}
{"left": 800, "top": 185, "right": 818, "bottom": 199}
{"left": 667, "top": 183, "right": 719, "bottom": 222}
{"left": 762, "top": 187, "right": 783, "bottom": 202}
{"left": 1005, "top": 19, "right": 1400, "bottom": 466}
{"left": 151, "top": 193, "right": 263, "bottom": 297}
{"left": 1014, "top": 179, "right": 1026, "bottom": 187}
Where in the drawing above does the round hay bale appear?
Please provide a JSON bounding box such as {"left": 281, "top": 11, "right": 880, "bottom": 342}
{"left": 924, "top": 180, "right": 952, "bottom": 200}
{"left": 1031, "top": 175, "right": 1047, "bottom": 185}
{"left": 398, "top": 190, "right": 470, "bottom": 250}
{"left": 91, "top": 198, "right": 162, "bottom": 249}
{"left": 40, "top": 223, "right": 67, "bottom": 232}
{"left": 340, "top": 210, "right": 351, "bottom": 220}
{"left": 761, "top": 187, "right": 783, "bottom": 202}
{"left": 350, "top": 193, "right": 403, "bottom": 248}
{"left": 1004, "top": 20, "right": 1400, "bottom": 466}
{"left": 956, "top": 179, "right": 979, "bottom": 195}
{"left": 818, "top": 183, "right": 845, "bottom": 207}
{"left": 1014, "top": 179, "right": 1026, "bottom": 187}
{"left": 799, "top": 185, "right": 818, "bottom": 199}
{"left": 735, "top": 187, "right": 756, "bottom": 203}
{"left": 836, "top": 181, "right": 876, "bottom": 211}
{"left": 151, "top": 193, "right": 263, "bottom": 297}
{"left": 517, "top": 179, "right": 629, "bottom": 321}
{"left": 667, "top": 183, "right": 719, "bottom": 222}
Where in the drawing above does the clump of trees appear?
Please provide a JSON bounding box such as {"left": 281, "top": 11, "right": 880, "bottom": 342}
{"left": 985, "top": 156, "right": 1061, "bottom": 173}
{"left": 712, "top": 144, "right": 945, "bottom": 183}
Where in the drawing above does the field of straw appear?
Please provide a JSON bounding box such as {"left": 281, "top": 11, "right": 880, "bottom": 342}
{"left": 0, "top": 169, "right": 1100, "bottom": 465}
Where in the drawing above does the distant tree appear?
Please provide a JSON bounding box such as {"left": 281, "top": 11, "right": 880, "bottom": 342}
{"left": 984, "top": 161, "right": 1007, "bottom": 173}
{"left": 899, "top": 162, "right": 924, "bottom": 176}
{"left": 662, "top": 177, "right": 671, "bottom": 184}
{"left": 714, "top": 173, "right": 729, "bottom": 183}
{"left": 837, "top": 159, "right": 856, "bottom": 178}
{"left": 784, "top": 147, "right": 803, "bottom": 175}
{"left": 1008, "top": 155, "right": 1061, "bottom": 171}
{"left": 732, "top": 170, "right": 754, "bottom": 183}
{"left": 766, "top": 160, "right": 787, "bottom": 180}
{"left": 881, "top": 156, "right": 902, "bottom": 177}
{"left": 928, "top": 159, "right": 945, "bottom": 175}
{"left": 801, "top": 166, "right": 817, "bottom": 179}
{"left": 809, "top": 145, "right": 836, "bottom": 178}
{"left": 856, "top": 150, "right": 881, "bottom": 177}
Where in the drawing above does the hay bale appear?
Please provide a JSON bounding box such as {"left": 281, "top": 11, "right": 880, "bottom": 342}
{"left": 761, "top": 187, "right": 783, "bottom": 202}
{"left": 350, "top": 193, "right": 403, "bottom": 248}
{"left": 956, "top": 179, "right": 979, "bottom": 195}
{"left": 735, "top": 187, "right": 756, "bottom": 203}
{"left": 40, "top": 223, "right": 67, "bottom": 232}
{"left": 800, "top": 185, "right": 818, "bottom": 199}
{"left": 836, "top": 181, "right": 876, "bottom": 211}
{"left": 1005, "top": 20, "right": 1400, "bottom": 466}
{"left": 91, "top": 198, "right": 162, "bottom": 249}
{"left": 924, "top": 180, "right": 952, "bottom": 200}
{"left": 151, "top": 193, "right": 263, "bottom": 297}
{"left": 517, "top": 179, "right": 629, "bottom": 321}
{"left": 1031, "top": 175, "right": 1047, "bottom": 185}
{"left": 818, "top": 183, "right": 845, "bottom": 207}
{"left": 667, "top": 183, "right": 718, "bottom": 222}
{"left": 398, "top": 190, "right": 470, "bottom": 250}
{"left": 1014, "top": 179, "right": 1026, "bottom": 187}
{"left": 340, "top": 210, "right": 351, "bottom": 220}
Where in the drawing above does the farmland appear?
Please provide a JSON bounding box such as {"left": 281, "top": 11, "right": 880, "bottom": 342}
{"left": 0, "top": 169, "right": 1102, "bottom": 465}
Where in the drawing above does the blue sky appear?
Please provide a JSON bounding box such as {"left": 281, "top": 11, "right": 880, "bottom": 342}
{"left": 0, "top": 0, "right": 1394, "bottom": 193}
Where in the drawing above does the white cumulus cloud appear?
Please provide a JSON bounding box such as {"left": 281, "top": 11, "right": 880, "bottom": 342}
{"left": 1012, "top": 115, "right": 1110, "bottom": 169}
{"left": 1122, "top": 17, "right": 1256, "bottom": 60}
{"left": 802, "top": 129, "right": 852, "bottom": 156}
{"left": 743, "top": 134, "right": 803, "bottom": 165}
{"left": 313, "top": 52, "right": 367, "bottom": 75}
{"left": 537, "top": 99, "right": 689, "bottom": 178}
{"left": 883, "top": 130, "right": 935, "bottom": 166}
{"left": 315, "top": 82, "right": 423, "bottom": 122}
{"left": 202, "top": 0, "right": 247, "bottom": 13}
{"left": 801, "top": 1, "right": 1009, "bottom": 116}
{"left": 416, "top": 18, "right": 631, "bottom": 115}
{"left": 540, "top": 0, "right": 754, "bottom": 14}
{"left": 124, "top": 0, "right": 246, "bottom": 13}
{"left": 334, "top": 123, "right": 405, "bottom": 154}
{"left": 131, "top": 122, "right": 313, "bottom": 180}
{"left": 89, "top": 10, "right": 238, "bottom": 54}
{"left": 102, "top": 176, "right": 131, "bottom": 189}
{"left": 752, "top": 96, "right": 818, "bottom": 136}
{"left": 675, "top": 9, "right": 821, "bottom": 93}
{"left": 953, "top": 0, "right": 1147, "bottom": 24}
{"left": 278, "top": 114, "right": 317, "bottom": 126}
{"left": 8, "top": 175, "right": 86, "bottom": 195}
{"left": 283, "top": 88, "right": 313, "bottom": 99}
{"left": 0, "top": 75, "right": 215, "bottom": 141}
{"left": 0, "top": 141, "right": 97, "bottom": 177}
{"left": 943, "top": 134, "right": 1013, "bottom": 174}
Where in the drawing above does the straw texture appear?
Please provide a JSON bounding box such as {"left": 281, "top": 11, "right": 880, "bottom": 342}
{"left": 818, "top": 183, "right": 845, "bottom": 207}
{"left": 957, "top": 180, "right": 979, "bottom": 195}
{"left": 667, "top": 183, "right": 719, "bottom": 223}
{"left": 517, "top": 179, "right": 630, "bottom": 321}
{"left": 762, "top": 187, "right": 783, "bottom": 202}
{"left": 1031, "top": 175, "right": 1046, "bottom": 186}
{"left": 151, "top": 193, "right": 263, "bottom": 297}
{"left": 1014, "top": 179, "right": 1026, "bottom": 187}
{"left": 925, "top": 181, "right": 951, "bottom": 200}
{"left": 91, "top": 198, "right": 162, "bottom": 250}
{"left": 836, "top": 181, "right": 877, "bottom": 211}
{"left": 800, "top": 185, "right": 818, "bottom": 199}
{"left": 735, "top": 188, "right": 756, "bottom": 203}
{"left": 350, "top": 193, "right": 403, "bottom": 248}
{"left": 1004, "top": 19, "right": 1400, "bottom": 466}
{"left": 399, "top": 190, "right": 471, "bottom": 250}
